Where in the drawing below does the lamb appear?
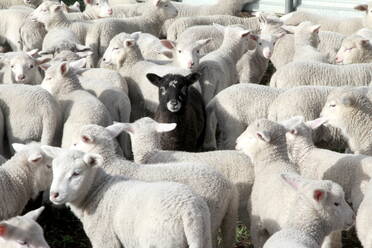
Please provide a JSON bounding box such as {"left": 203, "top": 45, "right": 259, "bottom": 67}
{"left": 203, "top": 83, "right": 283, "bottom": 150}
{"left": 263, "top": 173, "right": 355, "bottom": 248}
{"left": 0, "top": 50, "right": 50, "bottom": 85}
{"left": 281, "top": 3, "right": 372, "bottom": 36}
{"left": 40, "top": 60, "right": 112, "bottom": 148}
{"left": 281, "top": 21, "right": 328, "bottom": 63}
{"left": 270, "top": 61, "right": 372, "bottom": 88}
{"left": 197, "top": 24, "right": 252, "bottom": 103}
{"left": 356, "top": 180, "right": 372, "bottom": 248}
{"left": 109, "top": 117, "right": 253, "bottom": 230}
{"left": 147, "top": 73, "right": 205, "bottom": 151}
{"left": 0, "top": 206, "right": 49, "bottom": 248}
{"left": 335, "top": 34, "right": 372, "bottom": 64}
{"left": 0, "top": 84, "right": 62, "bottom": 156}
{"left": 0, "top": 142, "right": 52, "bottom": 220}
{"left": 271, "top": 31, "right": 345, "bottom": 68}
{"left": 320, "top": 87, "right": 372, "bottom": 155}
{"left": 61, "top": 1, "right": 81, "bottom": 13}
{"left": 45, "top": 148, "right": 213, "bottom": 248}
{"left": 0, "top": 0, "right": 42, "bottom": 9}
{"left": 69, "top": 122, "right": 239, "bottom": 248}
{"left": 19, "top": 15, "right": 47, "bottom": 51}
{"left": 85, "top": 0, "right": 178, "bottom": 66}
{"left": 235, "top": 118, "right": 355, "bottom": 248}
{"left": 66, "top": 0, "right": 113, "bottom": 20}
{"left": 136, "top": 32, "right": 172, "bottom": 60}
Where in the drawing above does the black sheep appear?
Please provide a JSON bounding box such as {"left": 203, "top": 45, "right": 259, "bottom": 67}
{"left": 146, "top": 72, "right": 206, "bottom": 152}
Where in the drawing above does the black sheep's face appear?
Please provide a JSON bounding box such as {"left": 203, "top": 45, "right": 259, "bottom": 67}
{"left": 146, "top": 73, "right": 200, "bottom": 113}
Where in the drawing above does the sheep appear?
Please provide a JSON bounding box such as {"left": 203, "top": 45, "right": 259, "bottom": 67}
{"left": 85, "top": 0, "right": 178, "bottom": 66}
{"left": 281, "top": 21, "right": 328, "bottom": 63}
{"left": 0, "top": 50, "right": 50, "bottom": 85}
{"left": 66, "top": 0, "right": 113, "bottom": 20}
{"left": 136, "top": 32, "right": 172, "bottom": 60}
{"left": 70, "top": 122, "right": 239, "bottom": 248}
{"left": 271, "top": 31, "right": 346, "bottom": 68}
{"left": 40, "top": 60, "right": 112, "bottom": 148}
{"left": 44, "top": 148, "right": 213, "bottom": 248}
{"left": 108, "top": 117, "right": 253, "bottom": 230}
{"left": 147, "top": 73, "right": 205, "bottom": 151}
{"left": 167, "top": 15, "right": 261, "bottom": 41}
{"left": 235, "top": 118, "right": 355, "bottom": 248}
{"left": 0, "top": 0, "right": 42, "bottom": 9}
{"left": 0, "top": 84, "right": 62, "bottom": 156}
{"left": 263, "top": 173, "right": 355, "bottom": 248}
{"left": 0, "top": 206, "right": 49, "bottom": 248}
{"left": 270, "top": 61, "right": 372, "bottom": 88}
{"left": 320, "top": 86, "right": 372, "bottom": 156}
{"left": 19, "top": 15, "right": 47, "bottom": 52}
{"left": 197, "top": 24, "right": 252, "bottom": 103}
{"left": 0, "top": 142, "right": 52, "bottom": 220}
{"left": 335, "top": 34, "right": 372, "bottom": 64}
{"left": 203, "top": 83, "right": 283, "bottom": 150}
{"left": 61, "top": 1, "right": 81, "bottom": 13}
{"left": 281, "top": 3, "right": 372, "bottom": 36}
{"left": 267, "top": 86, "right": 348, "bottom": 151}
{"left": 356, "top": 180, "right": 372, "bottom": 248}
{"left": 100, "top": 32, "right": 193, "bottom": 119}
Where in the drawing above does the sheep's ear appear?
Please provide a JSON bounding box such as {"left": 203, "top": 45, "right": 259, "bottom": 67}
{"left": 39, "top": 63, "right": 51, "bottom": 71}
{"left": 310, "top": 24, "right": 321, "bottom": 34}
{"left": 256, "top": 131, "right": 271, "bottom": 142}
{"left": 124, "top": 39, "right": 136, "bottom": 47}
{"left": 280, "top": 116, "right": 304, "bottom": 129}
{"left": 313, "top": 189, "right": 327, "bottom": 202}
{"left": 27, "top": 49, "right": 39, "bottom": 58}
{"left": 23, "top": 206, "right": 45, "bottom": 221}
{"left": 155, "top": 123, "right": 177, "bottom": 133}
{"left": 75, "top": 44, "right": 91, "bottom": 52}
{"left": 160, "top": 40, "right": 176, "bottom": 50}
{"left": 51, "top": 4, "right": 62, "bottom": 12}
{"left": 105, "top": 122, "right": 127, "bottom": 138}
{"left": 81, "top": 134, "right": 94, "bottom": 144}
{"left": 249, "top": 34, "right": 259, "bottom": 41}
{"left": 12, "top": 143, "right": 26, "bottom": 153}
{"left": 36, "top": 57, "right": 51, "bottom": 65}
{"left": 69, "top": 58, "right": 87, "bottom": 69}
{"left": 146, "top": 73, "right": 163, "bottom": 87}
{"left": 153, "top": 0, "right": 161, "bottom": 7}
{"left": 355, "top": 4, "right": 368, "bottom": 12}
{"left": 83, "top": 153, "right": 103, "bottom": 167}
{"left": 196, "top": 38, "right": 212, "bottom": 47}
{"left": 280, "top": 173, "right": 303, "bottom": 190}
{"left": 41, "top": 145, "right": 63, "bottom": 159}
{"left": 76, "top": 50, "right": 93, "bottom": 58}
{"left": 359, "top": 39, "right": 371, "bottom": 48}
{"left": 59, "top": 62, "right": 69, "bottom": 76}
{"left": 73, "top": 1, "right": 80, "bottom": 8}
{"left": 117, "top": 123, "right": 135, "bottom": 135}
{"left": 305, "top": 117, "right": 327, "bottom": 130}
{"left": 281, "top": 25, "right": 296, "bottom": 34}
{"left": 186, "top": 72, "right": 200, "bottom": 84}
{"left": 213, "top": 23, "right": 225, "bottom": 33}
{"left": 240, "top": 30, "right": 251, "bottom": 38}
{"left": 85, "top": 0, "right": 93, "bottom": 5}
{"left": 0, "top": 223, "right": 8, "bottom": 237}
{"left": 159, "top": 48, "right": 173, "bottom": 59}
{"left": 28, "top": 153, "right": 43, "bottom": 164}
{"left": 341, "top": 94, "right": 356, "bottom": 106}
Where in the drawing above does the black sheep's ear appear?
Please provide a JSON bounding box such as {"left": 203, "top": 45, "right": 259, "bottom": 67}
{"left": 146, "top": 73, "right": 163, "bottom": 87}
{"left": 186, "top": 72, "right": 200, "bottom": 85}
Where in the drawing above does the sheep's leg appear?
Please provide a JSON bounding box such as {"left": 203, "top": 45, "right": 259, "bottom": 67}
{"left": 221, "top": 192, "right": 238, "bottom": 248}
{"left": 321, "top": 231, "right": 342, "bottom": 248}
{"left": 250, "top": 216, "right": 269, "bottom": 248}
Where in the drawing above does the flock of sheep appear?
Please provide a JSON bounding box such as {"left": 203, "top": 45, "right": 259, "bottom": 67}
{"left": 0, "top": 0, "right": 371, "bottom": 247}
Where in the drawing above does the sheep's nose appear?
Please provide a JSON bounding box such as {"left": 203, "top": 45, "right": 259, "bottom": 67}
{"left": 188, "top": 62, "right": 194, "bottom": 68}
{"left": 107, "top": 9, "right": 113, "bottom": 15}
{"left": 17, "top": 75, "right": 25, "bottom": 81}
{"left": 50, "top": 192, "right": 59, "bottom": 199}
{"left": 170, "top": 100, "right": 177, "bottom": 105}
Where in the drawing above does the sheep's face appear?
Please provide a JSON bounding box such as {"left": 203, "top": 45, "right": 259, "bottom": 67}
{"left": 41, "top": 62, "right": 71, "bottom": 95}
{"left": 30, "top": 1, "right": 63, "bottom": 25}
{"left": 255, "top": 33, "right": 284, "bottom": 59}
{"left": 101, "top": 35, "right": 139, "bottom": 68}
{"left": 0, "top": 207, "right": 49, "bottom": 248}
{"left": 336, "top": 36, "right": 372, "bottom": 64}
{"left": 296, "top": 21, "right": 320, "bottom": 48}
{"left": 50, "top": 150, "right": 102, "bottom": 205}
{"left": 154, "top": 0, "right": 178, "bottom": 19}
{"left": 85, "top": 0, "right": 113, "bottom": 18}
{"left": 146, "top": 73, "right": 200, "bottom": 113}
{"left": 6, "top": 53, "right": 45, "bottom": 84}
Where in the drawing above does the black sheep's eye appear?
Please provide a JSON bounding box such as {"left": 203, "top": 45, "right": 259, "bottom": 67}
{"left": 334, "top": 202, "right": 339, "bottom": 206}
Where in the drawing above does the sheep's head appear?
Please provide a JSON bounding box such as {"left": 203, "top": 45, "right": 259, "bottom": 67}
{"left": 281, "top": 173, "right": 355, "bottom": 232}
{"left": 320, "top": 87, "right": 372, "bottom": 131}
{"left": 159, "top": 39, "right": 211, "bottom": 70}
{"left": 41, "top": 147, "right": 103, "bottom": 205}
{"left": 84, "top": 0, "right": 113, "bottom": 18}
{"left": 355, "top": 2, "right": 372, "bottom": 16}
{"left": 335, "top": 35, "right": 372, "bottom": 64}
{"left": 282, "top": 21, "right": 320, "bottom": 49}
{"left": 23, "top": 0, "right": 42, "bottom": 8}
{"left": 146, "top": 72, "right": 200, "bottom": 113}
{"left": 0, "top": 207, "right": 49, "bottom": 248}
{"left": 252, "top": 32, "right": 285, "bottom": 59}
{"left": 30, "top": 1, "right": 64, "bottom": 25}
{"left": 12, "top": 143, "right": 54, "bottom": 198}
{"left": 149, "top": 0, "right": 178, "bottom": 19}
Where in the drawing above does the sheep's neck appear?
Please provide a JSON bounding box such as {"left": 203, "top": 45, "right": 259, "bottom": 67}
{"left": 132, "top": 132, "right": 160, "bottom": 164}
{"left": 70, "top": 7, "right": 98, "bottom": 20}
{"left": 247, "top": 48, "right": 269, "bottom": 82}
{"left": 119, "top": 47, "right": 144, "bottom": 71}
{"left": 46, "top": 12, "right": 71, "bottom": 30}
{"left": 55, "top": 76, "right": 83, "bottom": 96}
{"left": 218, "top": 37, "right": 246, "bottom": 63}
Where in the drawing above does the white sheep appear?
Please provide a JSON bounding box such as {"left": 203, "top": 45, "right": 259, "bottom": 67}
{"left": 44, "top": 148, "right": 213, "bottom": 248}
{"left": 0, "top": 84, "right": 62, "bottom": 156}
{"left": 335, "top": 34, "right": 372, "bottom": 64}
{"left": 0, "top": 142, "right": 52, "bottom": 220}
{"left": 203, "top": 83, "right": 283, "bottom": 150}
{"left": 235, "top": 118, "right": 355, "bottom": 248}
{"left": 66, "top": 0, "right": 113, "bottom": 20}
{"left": 281, "top": 3, "right": 372, "bottom": 35}
{"left": 0, "top": 0, "right": 42, "bottom": 9}
{"left": 0, "top": 207, "right": 49, "bottom": 248}
{"left": 356, "top": 180, "right": 372, "bottom": 248}
{"left": 197, "top": 24, "right": 252, "bottom": 103}
{"left": 320, "top": 86, "right": 372, "bottom": 156}
{"left": 270, "top": 61, "right": 372, "bottom": 88}
{"left": 70, "top": 122, "right": 239, "bottom": 248}
{"left": 19, "top": 15, "right": 47, "bottom": 52}
{"left": 0, "top": 50, "right": 49, "bottom": 85}
{"left": 263, "top": 173, "right": 355, "bottom": 248}
{"left": 40, "top": 61, "right": 112, "bottom": 148}
{"left": 271, "top": 30, "right": 345, "bottom": 68}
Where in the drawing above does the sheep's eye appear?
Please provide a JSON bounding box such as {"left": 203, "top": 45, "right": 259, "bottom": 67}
{"left": 334, "top": 202, "right": 339, "bottom": 206}
{"left": 113, "top": 47, "right": 119, "bottom": 50}
{"left": 46, "top": 164, "right": 52, "bottom": 169}
{"left": 164, "top": 4, "right": 168, "bottom": 7}
{"left": 17, "top": 240, "right": 27, "bottom": 245}
{"left": 258, "top": 42, "right": 262, "bottom": 46}
{"left": 329, "top": 103, "right": 336, "bottom": 107}
{"left": 46, "top": 77, "right": 52, "bottom": 81}
{"left": 196, "top": 50, "right": 200, "bottom": 54}
{"left": 96, "top": 2, "right": 99, "bottom": 5}
{"left": 178, "top": 50, "right": 181, "bottom": 53}
{"left": 72, "top": 171, "right": 80, "bottom": 177}
{"left": 10, "top": 65, "right": 14, "bottom": 69}
{"left": 30, "top": 64, "right": 34, "bottom": 69}
{"left": 160, "top": 86, "right": 166, "bottom": 95}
